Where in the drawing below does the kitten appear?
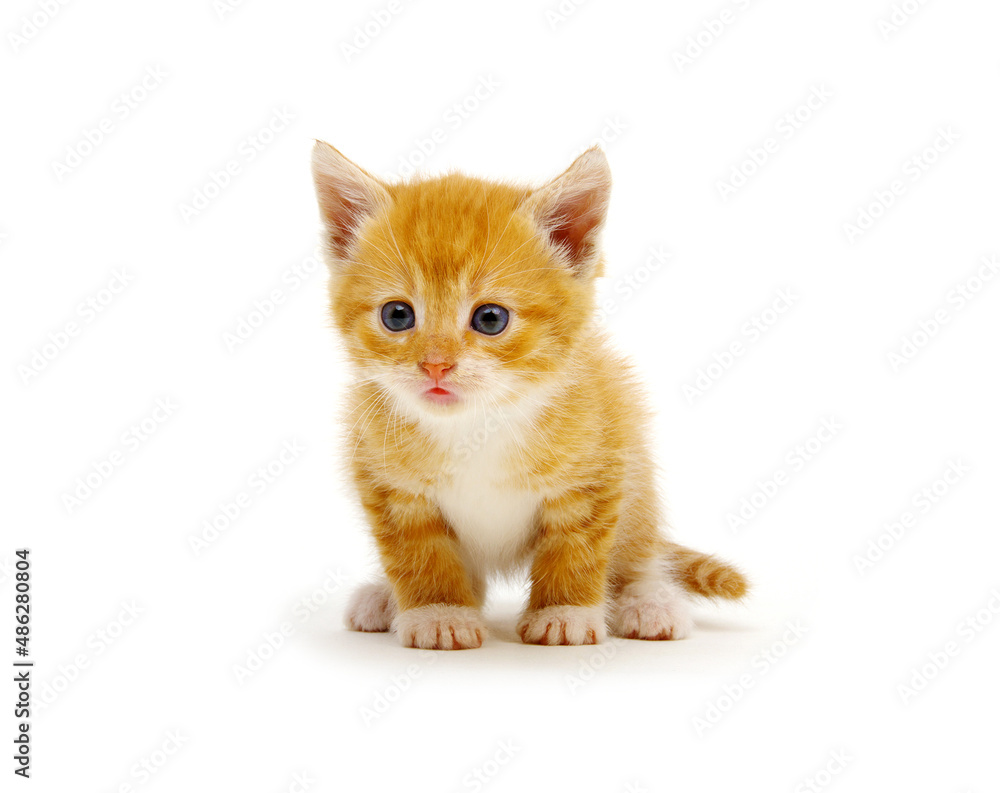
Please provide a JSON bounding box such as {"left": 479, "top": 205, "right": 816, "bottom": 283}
{"left": 311, "top": 141, "right": 747, "bottom": 650}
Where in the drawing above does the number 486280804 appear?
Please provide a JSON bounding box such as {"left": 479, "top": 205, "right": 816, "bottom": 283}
{"left": 14, "top": 548, "right": 30, "bottom": 656}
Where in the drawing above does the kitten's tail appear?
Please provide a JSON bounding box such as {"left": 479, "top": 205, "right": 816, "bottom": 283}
{"left": 663, "top": 540, "right": 749, "bottom": 600}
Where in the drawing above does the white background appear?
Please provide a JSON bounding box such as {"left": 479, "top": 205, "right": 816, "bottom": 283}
{"left": 3, "top": 0, "right": 1000, "bottom": 791}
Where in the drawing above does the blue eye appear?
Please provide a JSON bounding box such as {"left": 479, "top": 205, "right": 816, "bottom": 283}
{"left": 380, "top": 302, "right": 415, "bottom": 331}
{"left": 471, "top": 304, "right": 509, "bottom": 336}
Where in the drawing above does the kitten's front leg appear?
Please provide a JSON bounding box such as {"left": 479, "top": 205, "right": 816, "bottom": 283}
{"left": 517, "top": 486, "right": 618, "bottom": 646}
{"left": 361, "top": 485, "right": 486, "bottom": 650}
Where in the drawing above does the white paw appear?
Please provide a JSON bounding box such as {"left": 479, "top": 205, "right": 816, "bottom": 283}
{"left": 392, "top": 605, "right": 486, "bottom": 650}
{"left": 609, "top": 585, "right": 693, "bottom": 641}
{"left": 517, "top": 605, "right": 606, "bottom": 646}
{"left": 345, "top": 581, "right": 396, "bottom": 632}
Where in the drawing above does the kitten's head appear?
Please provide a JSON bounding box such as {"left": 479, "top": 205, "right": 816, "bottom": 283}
{"left": 311, "top": 142, "right": 611, "bottom": 416}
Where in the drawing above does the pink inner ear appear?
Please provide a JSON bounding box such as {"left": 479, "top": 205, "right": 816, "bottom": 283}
{"left": 546, "top": 191, "right": 604, "bottom": 266}
{"left": 317, "top": 187, "right": 370, "bottom": 255}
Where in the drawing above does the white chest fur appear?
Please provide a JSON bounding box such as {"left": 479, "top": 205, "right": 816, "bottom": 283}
{"left": 423, "top": 405, "right": 542, "bottom": 574}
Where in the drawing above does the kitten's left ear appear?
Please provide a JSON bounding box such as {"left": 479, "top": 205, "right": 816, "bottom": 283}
{"left": 311, "top": 141, "right": 391, "bottom": 260}
{"left": 528, "top": 146, "right": 611, "bottom": 277}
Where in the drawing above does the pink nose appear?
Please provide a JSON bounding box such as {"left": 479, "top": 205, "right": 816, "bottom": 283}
{"left": 422, "top": 361, "right": 453, "bottom": 381}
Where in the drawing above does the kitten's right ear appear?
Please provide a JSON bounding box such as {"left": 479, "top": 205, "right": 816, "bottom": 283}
{"left": 311, "top": 141, "right": 390, "bottom": 259}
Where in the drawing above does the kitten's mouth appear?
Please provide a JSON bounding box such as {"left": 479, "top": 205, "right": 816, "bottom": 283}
{"left": 422, "top": 385, "right": 459, "bottom": 406}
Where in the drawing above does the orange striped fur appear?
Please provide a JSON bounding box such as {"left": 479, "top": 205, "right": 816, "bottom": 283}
{"left": 313, "top": 142, "right": 748, "bottom": 649}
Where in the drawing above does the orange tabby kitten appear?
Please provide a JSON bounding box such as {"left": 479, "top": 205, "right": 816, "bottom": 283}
{"left": 312, "top": 141, "right": 747, "bottom": 649}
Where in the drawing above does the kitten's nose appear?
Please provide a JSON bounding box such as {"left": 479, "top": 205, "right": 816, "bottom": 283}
{"left": 422, "top": 360, "right": 454, "bottom": 381}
